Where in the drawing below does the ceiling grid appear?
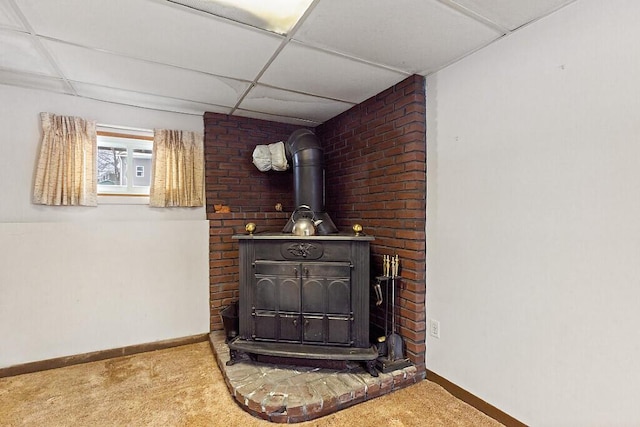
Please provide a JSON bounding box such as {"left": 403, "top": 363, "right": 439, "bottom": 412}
{"left": 0, "top": 0, "right": 576, "bottom": 124}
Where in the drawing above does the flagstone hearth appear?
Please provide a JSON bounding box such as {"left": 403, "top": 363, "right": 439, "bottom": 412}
{"left": 208, "top": 331, "right": 420, "bottom": 423}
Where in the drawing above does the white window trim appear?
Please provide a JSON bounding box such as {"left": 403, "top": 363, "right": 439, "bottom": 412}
{"left": 96, "top": 126, "right": 153, "bottom": 200}
{"left": 97, "top": 194, "right": 150, "bottom": 205}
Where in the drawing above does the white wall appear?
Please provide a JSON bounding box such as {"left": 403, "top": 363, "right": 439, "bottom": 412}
{"left": 0, "top": 85, "right": 210, "bottom": 367}
{"left": 426, "top": 0, "right": 640, "bottom": 425}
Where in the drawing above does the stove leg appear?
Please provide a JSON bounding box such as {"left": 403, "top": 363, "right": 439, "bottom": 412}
{"left": 226, "top": 349, "right": 239, "bottom": 366}
{"left": 365, "top": 360, "right": 379, "bottom": 377}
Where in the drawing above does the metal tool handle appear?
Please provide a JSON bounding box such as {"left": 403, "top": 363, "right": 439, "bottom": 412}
{"left": 384, "top": 255, "right": 391, "bottom": 277}
{"left": 391, "top": 256, "right": 396, "bottom": 279}
{"left": 394, "top": 254, "right": 400, "bottom": 277}
{"left": 373, "top": 278, "right": 383, "bottom": 306}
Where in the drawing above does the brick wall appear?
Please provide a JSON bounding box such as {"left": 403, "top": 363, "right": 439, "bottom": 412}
{"left": 316, "top": 74, "right": 426, "bottom": 370}
{"left": 204, "top": 74, "right": 426, "bottom": 371}
{"left": 204, "top": 114, "right": 301, "bottom": 331}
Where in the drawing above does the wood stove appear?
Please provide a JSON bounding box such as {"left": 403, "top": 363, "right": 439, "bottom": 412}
{"left": 226, "top": 129, "right": 378, "bottom": 375}
{"left": 228, "top": 233, "right": 378, "bottom": 375}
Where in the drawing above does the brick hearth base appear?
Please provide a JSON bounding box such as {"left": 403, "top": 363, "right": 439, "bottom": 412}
{"left": 209, "top": 331, "right": 421, "bottom": 423}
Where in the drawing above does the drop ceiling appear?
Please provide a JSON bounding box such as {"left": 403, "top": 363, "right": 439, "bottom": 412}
{"left": 0, "top": 0, "right": 575, "bottom": 126}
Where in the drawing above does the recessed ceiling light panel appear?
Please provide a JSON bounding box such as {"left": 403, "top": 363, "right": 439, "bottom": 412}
{"left": 168, "top": 0, "right": 314, "bottom": 34}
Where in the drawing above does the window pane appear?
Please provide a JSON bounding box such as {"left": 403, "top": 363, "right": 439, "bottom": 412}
{"left": 132, "top": 149, "right": 152, "bottom": 187}
{"left": 97, "top": 146, "right": 127, "bottom": 187}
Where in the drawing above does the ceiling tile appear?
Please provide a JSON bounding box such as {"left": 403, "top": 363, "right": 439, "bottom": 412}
{"left": 72, "top": 82, "right": 231, "bottom": 116}
{"left": 260, "top": 41, "right": 408, "bottom": 103}
{"left": 239, "top": 84, "right": 355, "bottom": 123}
{"left": 0, "top": 30, "right": 57, "bottom": 76}
{"left": 233, "top": 109, "right": 321, "bottom": 127}
{"left": 0, "top": 69, "right": 73, "bottom": 94}
{"left": 448, "top": 0, "right": 575, "bottom": 31}
{"left": 14, "top": 0, "right": 283, "bottom": 79}
{"left": 295, "top": 0, "right": 503, "bottom": 74}
{"left": 42, "top": 39, "right": 249, "bottom": 108}
{"left": 0, "top": 1, "right": 26, "bottom": 30}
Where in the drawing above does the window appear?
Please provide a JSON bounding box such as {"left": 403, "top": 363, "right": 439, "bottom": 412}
{"left": 97, "top": 128, "right": 153, "bottom": 196}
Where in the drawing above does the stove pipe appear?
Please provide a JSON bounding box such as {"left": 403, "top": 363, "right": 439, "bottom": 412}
{"left": 282, "top": 129, "right": 338, "bottom": 235}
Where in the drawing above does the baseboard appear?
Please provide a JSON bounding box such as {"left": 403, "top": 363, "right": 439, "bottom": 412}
{"left": 0, "top": 333, "right": 209, "bottom": 378}
{"left": 426, "top": 369, "right": 527, "bottom": 427}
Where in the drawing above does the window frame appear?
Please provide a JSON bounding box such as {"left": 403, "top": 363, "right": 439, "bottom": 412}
{"left": 96, "top": 129, "right": 153, "bottom": 197}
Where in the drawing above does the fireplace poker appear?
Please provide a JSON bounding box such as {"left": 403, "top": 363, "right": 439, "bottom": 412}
{"left": 387, "top": 255, "right": 404, "bottom": 362}
{"left": 375, "top": 255, "right": 390, "bottom": 357}
{"left": 384, "top": 255, "right": 391, "bottom": 331}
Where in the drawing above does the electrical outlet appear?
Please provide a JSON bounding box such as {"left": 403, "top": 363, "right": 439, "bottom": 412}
{"left": 429, "top": 319, "right": 440, "bottom": 339}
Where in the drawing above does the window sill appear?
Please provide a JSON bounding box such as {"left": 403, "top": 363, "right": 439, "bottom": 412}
{"left": 97, "top": 195, "right": 150, "bottom": 205}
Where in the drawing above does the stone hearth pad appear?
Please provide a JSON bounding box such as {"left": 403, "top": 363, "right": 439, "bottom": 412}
{"left": 209, "top": 331, "right": 420, "bottom": 423}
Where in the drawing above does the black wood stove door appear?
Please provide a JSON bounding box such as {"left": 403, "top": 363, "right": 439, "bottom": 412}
{"left": 252, "top": 260, "right": 351, "bottom": 345}
{"left": 301, "top": 262, "right": 351, "bottom": 345}
{"left": 254, "top": 261, "right": 299, "bottom": 342}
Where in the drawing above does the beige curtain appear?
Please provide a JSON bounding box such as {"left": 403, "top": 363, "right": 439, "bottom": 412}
{"left": 150, "top": 129, "right": 204, "bottom": 207}
{"left": 32, "top": 112, "right": 97, "bottom": 206}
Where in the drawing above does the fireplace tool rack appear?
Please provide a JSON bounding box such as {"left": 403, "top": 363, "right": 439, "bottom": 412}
{"left": 374, "top": 255, "right": 412, "bottom": 373}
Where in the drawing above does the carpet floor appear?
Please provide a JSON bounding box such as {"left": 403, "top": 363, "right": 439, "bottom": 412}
{"left": 0, "top": 342, "right": 503, "bottom": 426}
